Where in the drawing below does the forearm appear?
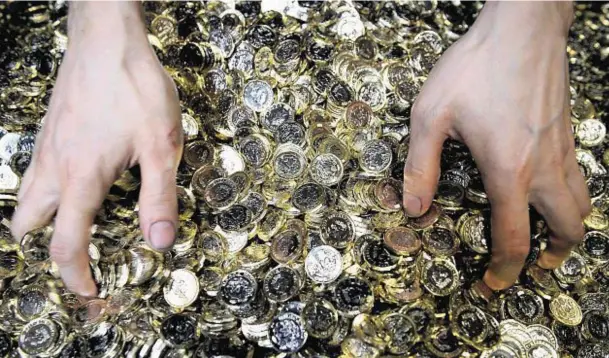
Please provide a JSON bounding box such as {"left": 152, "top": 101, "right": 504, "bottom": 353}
{"left": 68, "top": 1, "right": 149, "bottom": 54}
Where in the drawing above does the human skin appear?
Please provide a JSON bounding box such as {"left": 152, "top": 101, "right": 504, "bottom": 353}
{"left": 11, "top": 2, "right": 183, "bottom": 297}
{"left": 11, "top": 1, "right": 589, "bottom": 297}
{"left": 403, "top": 1, "right": 590, "bottom": 290}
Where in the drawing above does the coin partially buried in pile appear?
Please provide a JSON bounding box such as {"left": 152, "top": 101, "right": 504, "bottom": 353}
{"left": 0, "top": 1, "right": 608, "bottom": 357}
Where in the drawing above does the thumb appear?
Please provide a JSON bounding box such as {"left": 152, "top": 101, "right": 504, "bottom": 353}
{"left": 138, "top": 154, "right": 179, "bottom": 251}
{"left": 403, "top": 107, "right": 448, "bottom": 217}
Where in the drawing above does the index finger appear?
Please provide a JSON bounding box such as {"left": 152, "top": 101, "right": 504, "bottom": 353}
{"left": 49, "top": 179, "right": 108, "bottom": 297}
{"left": 483, "top": 182, "right": 531, "bottom": 291}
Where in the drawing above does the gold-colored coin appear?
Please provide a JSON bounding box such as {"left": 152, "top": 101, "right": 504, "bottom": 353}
{"left": 383, "top": 227, "right": 421, "bottom": 256}
{"left": 549, "top": 293, "right": 582, "bottom": 326}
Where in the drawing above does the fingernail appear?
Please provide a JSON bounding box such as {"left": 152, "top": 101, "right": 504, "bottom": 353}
{"left": 404, "top": 192, "right": 422, "bottom": 217}
{"left": 150, "top": 221, "right": 176, "bottom": 250}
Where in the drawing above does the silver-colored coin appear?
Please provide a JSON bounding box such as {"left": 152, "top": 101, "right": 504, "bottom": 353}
{"left": 527, "top": 341, "right": 558, "bottom": 358}
{"left": 209, "top": 30, "right": 235, "bottom": 57}
{"left": 181, "top": 113, "right": 199, "bottom": 139}
{"left": 0, "top": 165, "right": 19, "bottom": 192}
{"left": 360, "top": 140, "right": 392, "bottom": 173}
{"left": 528, "top": 324, "right": 559, "bottom": 350}
{"left": 0, "top": 133, "right": 21, "bottom": 162}
{"left": 309, "top": 153, "right": 343, "bottom": 186}
{"left": 239, "top": 134, "right": 272, "bottom": 167}
{"left": 243, "top": 80, "right": 274, "bottom": 112}
{"left": 273, "top": 145, "right": 306, "bottom": 180}
{"left": 261, "top": 103, "right": 295, "bottom": 133}
{"left": 305, "top": 245, "right": 342, "bottom": 284}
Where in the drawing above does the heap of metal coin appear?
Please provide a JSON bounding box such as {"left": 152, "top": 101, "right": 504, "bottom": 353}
{"left": 0, "top": 1, "right": 608, "bottom": 357}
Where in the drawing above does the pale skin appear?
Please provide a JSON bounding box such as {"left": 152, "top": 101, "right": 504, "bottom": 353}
{"left": 11, "top": 1, "right": 589, "bottom": 297}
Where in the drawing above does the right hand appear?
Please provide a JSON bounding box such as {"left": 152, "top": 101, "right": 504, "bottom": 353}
{"left": 11, "top": 2, "right": 183, "bottom": 297}
{"left": 403, "top": 2, "right": 589, "bottom": 290}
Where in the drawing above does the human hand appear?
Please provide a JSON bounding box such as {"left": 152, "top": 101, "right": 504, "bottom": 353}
{"left": 11, "top": 2, "right": 183, "bottom": 297}
{"left": 403, "top": 2, "right": 589, "bottom": 290}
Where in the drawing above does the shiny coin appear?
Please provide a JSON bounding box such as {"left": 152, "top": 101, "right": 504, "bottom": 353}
{"left": 362, "top": 238, "right": 399, "bottom": 272}
{"left": 269, "top": 312, "right": 308, "bottom": 353}
{"left": 309, "top": 153, "right": 343, "bottom": 186}
{"left": 422, "top": 227, "right": 459, "bottom": 257}
{"left": 163, "top": 269, "right": 199, "bottom": 309}
{"left": 553, "top": 251, "right": 588, "bottom": 285}
{"left": 382, "top": 313, "right": 418, "bottom": 354}
{"left": 345, "top": 101, "right": 373, "bottom": 130}
{"left": 19, "top": 318, "right": 58, "bottom": 355}
{"left": 383, "top": 227, "right": 421, "bottom": 256}
{"left": 261, "top": 103, "right": 295, "bottom": 134}
{"left": 0, "top": 132, "right": 20, "bottom": 162}
{"left": 239, "top": 134, "right": 272, "bottom": 167}
{"left": 240, "top": 191, "right": 267, "bottom": 223}
{"left": 183, "top": 140, "right": 215, "bottom": 169}
{"left": 421, "top": 258, "right": 459, "bottom": 296}
{"left": 292, "top": 182, "right": 325, "bottom": 213}
{"left": 359, "top": 140, "right": 392, "bottom": 174}
{"left": 333, "top": 276, "right": 374, "bottom": 317}
{"left": 301, "top": 298, "right": 339, "bottom": 339}
{"left": 203, "top": 178, "right": 239, "bottom": 210}
{"left": 270, "top": 229, "right": 304, "bottom": 264}
{"left": 304, "top": 245, "right": 342, "bottom": 284}
{"left": 577, "top": 118, "right": 606, "bottom": 147}
{"left": 17, "top": 285, "right": 48, "bottom": 320}
{"left": 218, "top": 270, "right": 258, "bottom": 306}
{"left": 506, "top": 288, "right": 545, "bottom": 324}
{"left": 243, "top": 79, "right": 273, "bottom": 112}
{"left": 424, "top": 325, "right": 463, "bottom": 358}
{"left": 527, "top": 341, "right": 558, "bottom": 358}
{"left": 0, "top": 165, "right": 19, "bottom": 193}
{"left": 580, "top": 231, "right": 609, "bottom": 263}
{"left": 581, "top": 311, "right": 609, "bottom": 342}
{"left": 320, "top": 210, "right": 355, "bottom": 249}
{"left": 263, "top": 266, "right": 301, "bottom": 303}
{"left": 160, "top": 314, "right": 199, "bottom": 348}
{"left": 526, "top": 325, "right": 558, "bottom": 350}
{"left": 549, "top": 293, "right": 582, "bottom": 326}
{"left": 410, "top": 203, "right": 442, "bottom": 230}
{"left": 216, "top": 204, "right": 252, "bottom": 232}
{"left": 197, "top": 231, "right": 227, "bottom": 263}
{"left": 273, "top": 144, "right": 306, "bottom": 180}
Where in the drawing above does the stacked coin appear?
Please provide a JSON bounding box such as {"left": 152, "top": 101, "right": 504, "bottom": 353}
{"left": 0, "top": 1, "right": 608, "bottom": 357}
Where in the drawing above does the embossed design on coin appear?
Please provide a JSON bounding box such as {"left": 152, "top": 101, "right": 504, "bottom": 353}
{"left": 305, "top": 245, "right": 342, "bottom": 284}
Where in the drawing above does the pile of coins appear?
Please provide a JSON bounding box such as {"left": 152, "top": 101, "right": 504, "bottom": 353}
{"left": 0, "top": 1, "right": 608, "bottom": 357}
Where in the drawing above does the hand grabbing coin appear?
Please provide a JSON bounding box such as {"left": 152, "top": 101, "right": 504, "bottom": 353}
{"left": 403, "top": 2, "right": 590, "bottom": 290}
{"left": 10, "top": 2, "right": 183, "bottom": 297}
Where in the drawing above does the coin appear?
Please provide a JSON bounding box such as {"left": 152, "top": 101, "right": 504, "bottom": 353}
{"left": 309, "top": 153, "right": 344, "bottom": 186}
{"left": 270, "top": 229, "right": 304, "bottom": 264}
{"left": 527, "top": 341, "right": 558, "bottom": 358}
{"left": 382, "top": 313, "right": 418, "bottom": 354}
{"left": 583, "top": 208, "right": 609, "bottom": 231}
{"left": 549, "top": 293, "right": 582, "bottom": 326}
{"left": 301, "top": 298, "right": 338, "bottom": 339}
{"left": 273, "top": 144, "right": 306, "bottom": 180}
{"left": 243, "top": 79, "right": 273, "bottom": 112}
{"left": 160, "top": 314, "right": 199, "bottom": 348}
{"left": 553, "top": 251, "right": 588, "bottom": 285}
{"left": 527, "top": 324, "right": 559, "bottom": 350}
{"left": 18, "top": 318, "right": 58, "bottom": 355}
{"left": 422, "top": 227, "right": 459, "bottom": 257}
{"left": 292, "top": 182, "right": 326, "bottom": 213}
{"left": 577, "top": 119, "right": 606, "bottom": 147}
{"left": 581, "top": 311, "right": 609, "bottom": 342}
{"left": 203, "top": 178, "right": 239, "bottom": 210}
{"left": 163, "top": 269, "right": 200, "bottom": 309}
{"left": 320, "top": 210, "right": 355, "bottom": 249}
{"left": 269, "top": 312, "right": 307, "bottom": 353}
{"left": 261, "top": 103, "right": 295, "bottom": 134}
{"left": 304, "top": 245, "right": 342, "bottom": 284}
{"left": 383, "top": 226, "right": 421, "bottom": 256}
{"left": 333, "top": 276, "right": 374, "bottom": 317}
{"left": 359, "top": 139, "right": 392, "bottom": 174}
{"left": 410, "top": 203, "right": 442, "bottom": 230}
{"left": 263, "top": 266, "right": 301, "bottom": 303}
{"left": 421, "top": 258, "right": 459, "bottom": 296}
{"left": 16, "top": 285, "right": 48, "bottom": 320}
{"left": 580, "top": 231, "right": 609, "bottom": 263}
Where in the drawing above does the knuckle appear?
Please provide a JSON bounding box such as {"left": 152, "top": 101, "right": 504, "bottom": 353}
{"left": 403, "top": 160, "right": 427, "bottom": 180}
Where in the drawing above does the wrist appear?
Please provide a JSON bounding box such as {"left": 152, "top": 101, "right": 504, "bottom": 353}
{"left": 68, "top": 1, "right": 150, "bottom": 56}
{"left": 471, "top": 1, "right": 573, "bottom": 43}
